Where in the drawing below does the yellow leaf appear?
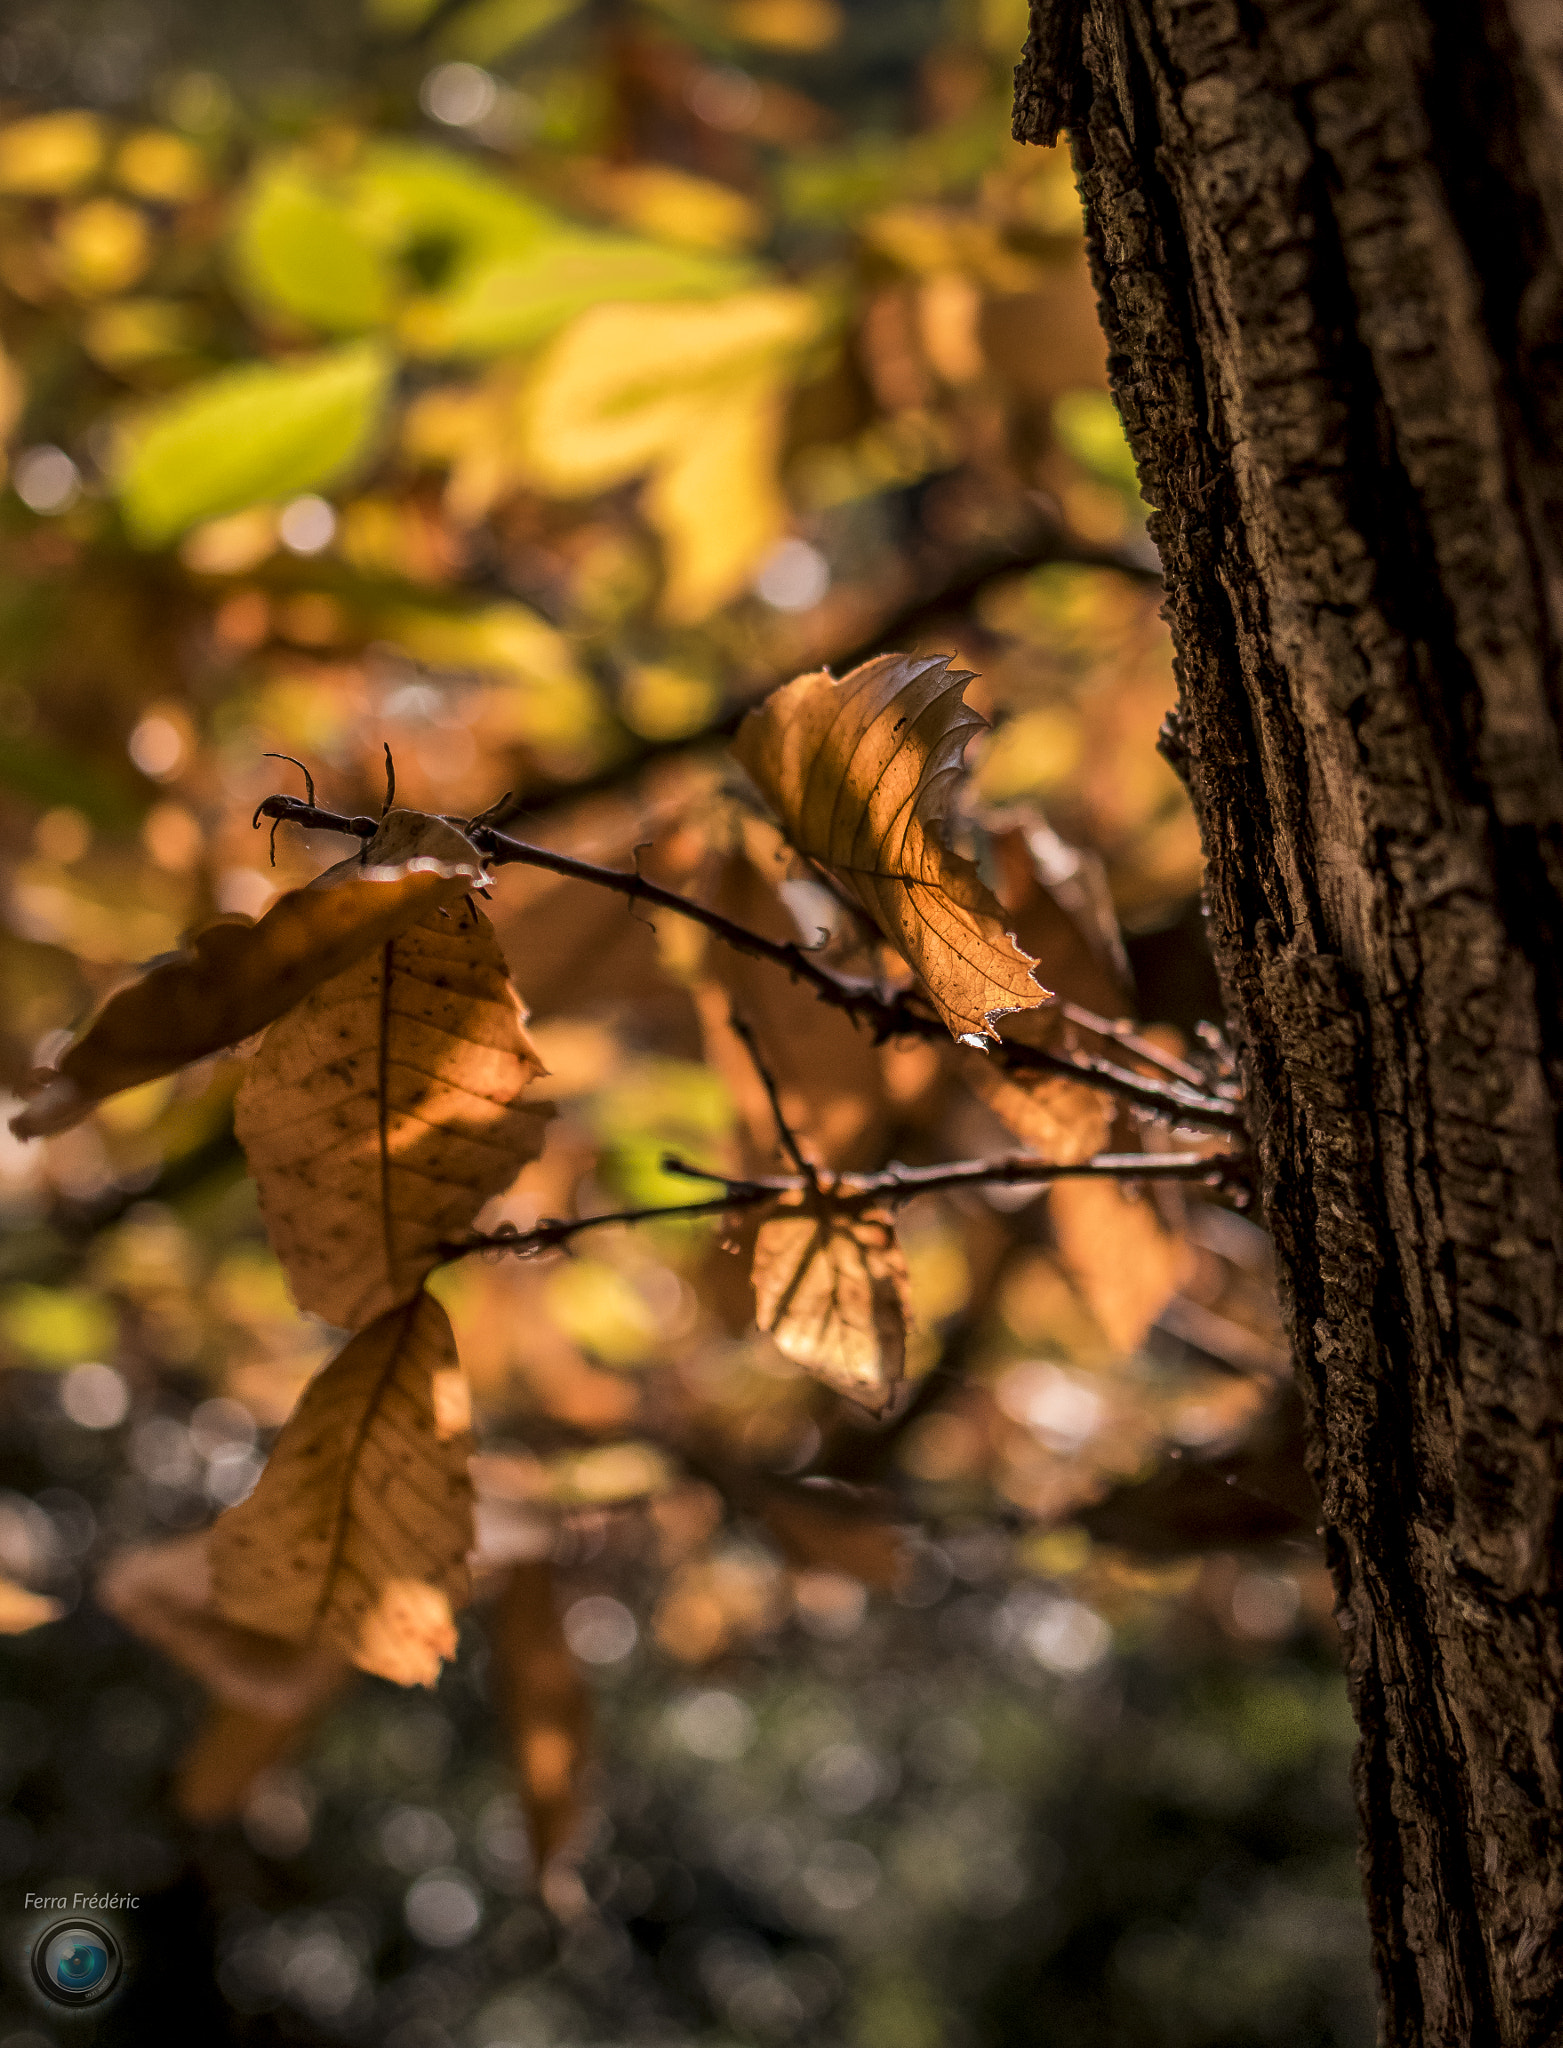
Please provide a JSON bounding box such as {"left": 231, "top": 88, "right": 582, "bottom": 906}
{"left": 11, "top": 808, "right": 486, "bottom": 1140}
{"left": 210, "top": 1293, "right": 474, "bottom": 1685}
{"left": 53, "top": 197, "right": 150, "bottom": 297}
{"left": 583, "top": 163, "right": 764, "bottom": 252}
{"left": 235, "top": 897, "right": 551, "bottom": 1330}
{"left": 725, "top": 0, "right": 842, "bottom": 49}
{"left": 646, "top": 383, "right": 788, "bottom": 622}
{"left": 0, "top": 112, "right": 105, "bottom": 195}
{"left": 518, "top": 288, "right": 818, "bottom": 494}
{"left": 0, "top": 1575, "right": 62, "bottom": 1633}
{"left": 751, "top": 1198, "right": 910, "bottom": 1412}
{"left": 732, "top": 653, "right": 1048, "bottom": 1044}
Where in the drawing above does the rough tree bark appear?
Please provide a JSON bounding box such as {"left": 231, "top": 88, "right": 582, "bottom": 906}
{"left": 1014, "top": 3, "right": 1563, "bottom": 2042}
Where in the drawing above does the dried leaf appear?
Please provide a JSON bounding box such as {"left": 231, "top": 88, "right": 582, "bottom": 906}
{"left": 966, "top": 1061, "right": 1112, "bottom": 1163}
{"left": 210, "top": 1293, "right": 474, "bottom": 1686}
{"left": 1049, "top": 1177, "right": 1194, "bottom": 1353}
{"left": 11, "top": 808, "right": 486, "bottom": 1140}
{"left": 492, "top": 1560, "right": 591, "bottom": 1876}
{"left": 235, "top": 896, "right": 550, "bottom": 1330}
{"left": 176, "top": 1703, "right": 334, "bottom": 1825}
{"left": 752, "top": 1199, "right": 910, "bottom": 1412}
{"left": 98, "top": 1532, "right": 354, "bottom": 1717}
{"left": 0, "top": 1574, "right": 62, "bottom": 1632}
{"left": 756, "top": 1482, "right": 905, "bottom": 1589}
{"left": 732, "top": 653, "right": 1047, "bottom": 1045}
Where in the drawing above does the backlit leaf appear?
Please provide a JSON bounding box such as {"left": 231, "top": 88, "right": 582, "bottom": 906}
{"left": 732, "top": 653, "right": 1048, "bottom": 1044}
{"left": 117, "top": 340, "right": 392, "bottom": 546}
{"left": 965, "top": 1061, "right": 1111, "bottom": 1164}
{"left": 234, "top": 895, "right": 551, "bottom": 1330}
{"left": 233, "top": 157, "right": 397, "bottom": 332}
{"left": 1049, "top": 1176, "right": 1193, "bottom": 1353}
{"left": 99, "top": 1530, "right": 354, "bottom": 1719}
{"left": 403, "top": 233, "right": 749, "bottom": 359}
{"left": 11, "top": 808, "right": 486, "bottom": 1139}
{"left": 210, "top": 1292, "right": 474, "bottom": 1685}
{"left": 751, "top": 1197, "right": 910, "bottom": 1412}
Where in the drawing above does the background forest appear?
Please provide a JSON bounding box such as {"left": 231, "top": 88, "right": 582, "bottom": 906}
{"left": 0, "top": 0, "right": 1374, "bottom": 2042}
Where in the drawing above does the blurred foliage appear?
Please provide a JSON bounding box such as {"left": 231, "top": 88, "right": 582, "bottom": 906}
{"left": 0, "top": 0, "right": 1368, "bottom": 2041}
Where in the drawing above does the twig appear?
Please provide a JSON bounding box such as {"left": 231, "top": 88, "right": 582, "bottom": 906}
{"left": 252, "top": 793, "right": 1244, "bottom": 1133}
{"left": 442, "top": 1149, "right": 1244, "bottom": 1262}
{"left": 727, "top": 1011, "right": 819, "bottom": 1187}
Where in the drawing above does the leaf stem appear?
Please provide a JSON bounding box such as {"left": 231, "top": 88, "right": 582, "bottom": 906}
{"left": 252, "top": 793, "right": 1245, "bottom": 1134}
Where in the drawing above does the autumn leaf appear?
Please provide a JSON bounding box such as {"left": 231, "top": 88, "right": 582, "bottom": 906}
{"left": 751, "top": 1197, "right": 910, "bottom": 1412}
{"left": 0, "top": 1574, "right": 62, "bottom": 1633}
{"left": 492, "top": 1560, "right": 592, "bottom": 1880}
{"left": 11, "top": 807, "right": 487, "bottom": 1140}
{"left": 176, "top": 1703, "right": 343, "bottom": 1826}
{"left": 756, "top": 1481, "right": 905, "bottom": 1589}
{"left": 1049, "top": 1176, "right": 1194, "bottom": 1353}
{"left": 732, "top": 653, "right": 1048, "bottom": 1044}
{"left": 210, "top": 1292, "right": 474, "bottom": 1687}
{"left": 966, "top": 1060, "right": 1112, "bottom": 1163}
{"left": 99, "top": 1530, "right": 355, "bottom": 1716}
{"left": 235, "top": 895, "right": 551, "bottom": 1331}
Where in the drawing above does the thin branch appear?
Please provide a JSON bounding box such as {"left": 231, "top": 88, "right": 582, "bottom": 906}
{"left": 252, "top": 793, "right": 1245, "bottom": 1133}
{"left": 727, "top": 1011, "right": 819, "bottom": 1187}
{"left": 443, "top": 1149, "right": 1244, "bottom": 1262}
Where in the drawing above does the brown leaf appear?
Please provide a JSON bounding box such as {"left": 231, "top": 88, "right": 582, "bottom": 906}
{"left": 210, "top": 1293, "right": 474, "bottom": 1686}
{"left": 966, "top": 1059, "right": 1113, "bottom": 1163}
{"left": 756, "top": 1482, "right": 905, "bottom": 1588}
{"left": 1049, "top": 1176, "right": 1194, "bottom": 1353}
{"left": 11, "top": 807, "right": 486, "bottom": 1139}
{"left": 491, "top": 1560, "right": 591, "bottom": 1878}
{"left": 0, "top": 1574, "right": 62, "bottom": 1632}
{"left": 235, "top": 896, "right": 551, "bottom": 1330}
{"left": 98, "top": 1531, "right": 354, "bottom": 1717}
{"left": 732, "top": 652, "right": 1047, "bottom": 1045}
{"left": 176, "top": 1703, "right": 336, "bottom": 1826}
{"left": 751, "top": 1198, "right": 910, "bottom": 1413}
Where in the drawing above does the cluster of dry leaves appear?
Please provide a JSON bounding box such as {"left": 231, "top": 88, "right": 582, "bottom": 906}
{"left": 2, "top": 649, "right": 1240, "bottom": 1881}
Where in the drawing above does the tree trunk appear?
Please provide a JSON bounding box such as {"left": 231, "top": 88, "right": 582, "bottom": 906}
{"left": 1014, "top": 3, "right": 1563, "bottom": 2042}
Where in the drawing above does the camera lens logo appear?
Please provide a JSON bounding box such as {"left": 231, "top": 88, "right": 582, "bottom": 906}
{"left": 31, "top": 1920, "right": 122, "bottom": 2005}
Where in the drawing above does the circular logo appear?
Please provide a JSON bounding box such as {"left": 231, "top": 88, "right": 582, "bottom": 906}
{"left": 31, "top": 1919, "right": 122, "bottom": 2005}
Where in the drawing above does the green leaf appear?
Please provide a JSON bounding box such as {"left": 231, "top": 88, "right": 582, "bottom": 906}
{"left": 233, "top": 159, "right": 397, "bottom": 332}
{"left": 437, "top": 0, "right": 587, "bottom": 63}
{"left": 402, "top": 233, "right": 748, "bottom": 358}
{"left": 117, "top": 341, "right": 393, "bottom": 547}
{"left": 230, "top": 144, "right": 554, "bottom": 338}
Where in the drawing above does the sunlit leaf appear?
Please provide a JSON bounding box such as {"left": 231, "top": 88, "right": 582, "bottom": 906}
{"left": 116, "top": 339, "right": 392, "bottom": 546}
{"left": 11, "top": 809, "right": 486, "bottom": 1139}
{"left": 437, "top": 0, "right": 587, "bottom": 62}
{"left": 0, "top": 1576, "right": 62, "bottom": 1633}
{"left": 733, "top": 653, "right": 1048, "bottom": 1044}
{"left": 725, "top": 0, "right": 842, "bottom": 51}
{"left": 233, "top": 156, "right": 397, "bottom": 331}
{"left": 492, "top": 1560, "right": 591, "bottom": 1874}
{"left": 211, "top": 1292, "right": 474, "bottom": 1686}
{"left": 0, "top": 112, "right": 104, "bottom": 195}
{"left": 751, "top": 1197, "right": 910, "bottom": 1412}
{"left": 98, "top": 1531, "right": 354, "bottom": 1718}
{"left": 965, "top": 1062, "right": 1112, "bottom": 1163}
{"left": 404, "top": 235, "right": 752, "bottom": 359}
{"left": 1049, "top": 1177, "right": 1193, "bottom": 1353}
{"left": 235, "top": 894, "right": 551, "bottom": 1330}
